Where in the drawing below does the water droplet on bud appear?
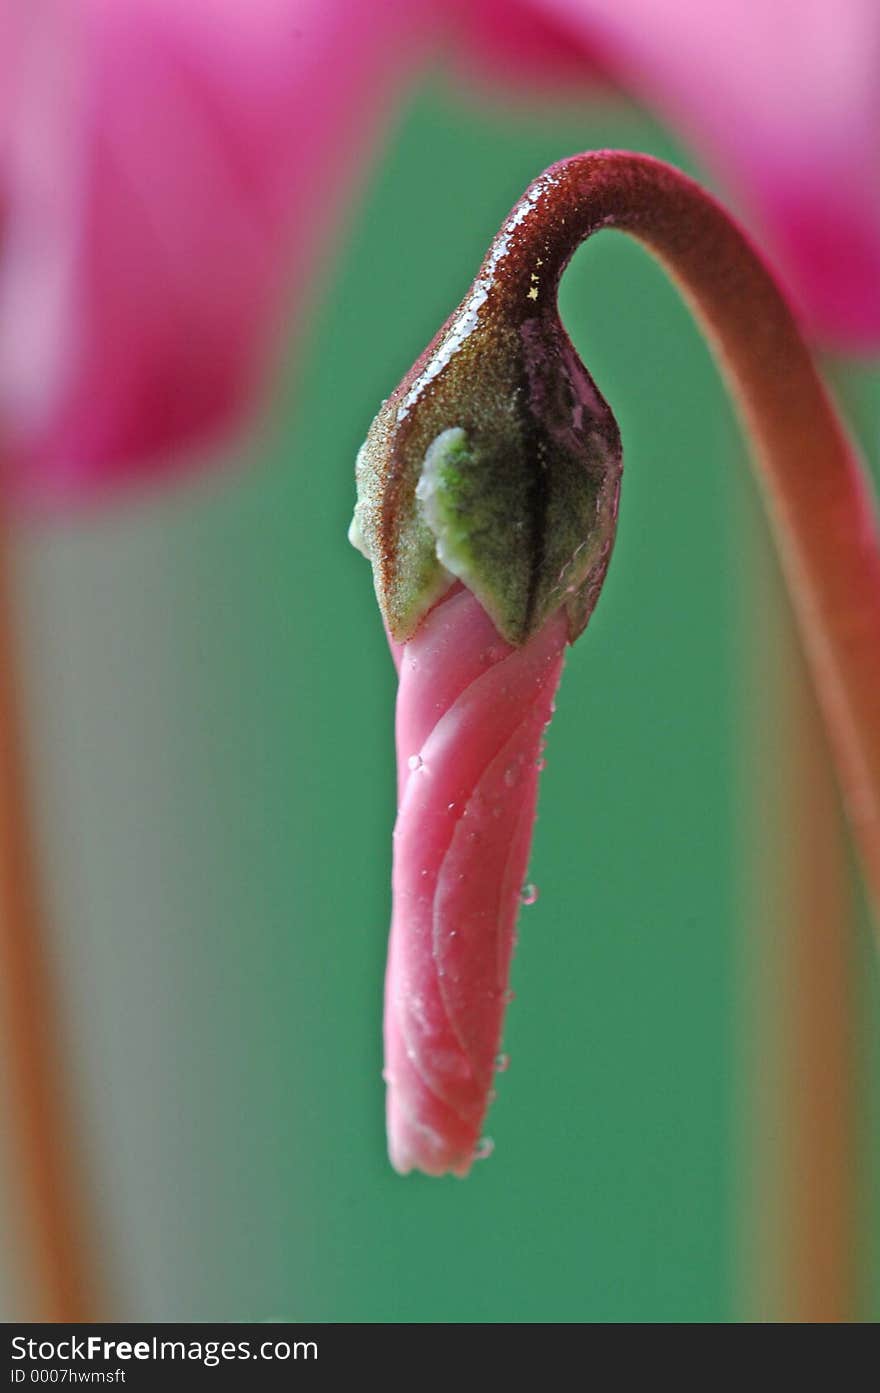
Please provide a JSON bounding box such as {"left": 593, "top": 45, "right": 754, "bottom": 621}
{"left": 473, "top": 1137, "right": 494, "bottom": 1161}
{"left": 408, "top": 754, "right": 424, "bottom": 772}
{"left": 495, "top": 1052, "right": 510, "bottom": 1073}
{"left": 520, "top": 883, "right": 539, "bottom": 905}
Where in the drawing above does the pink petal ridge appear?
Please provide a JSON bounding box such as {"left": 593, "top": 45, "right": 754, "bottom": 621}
{"left": 384, "top": 585, "right": 567, "bottom": 1177}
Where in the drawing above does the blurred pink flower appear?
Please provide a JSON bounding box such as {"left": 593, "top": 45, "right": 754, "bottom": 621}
{"left": 0, "top": 0, "right": 430, "bottom": 506}
{"left": 385, "top": 586, "right": 567, "bottom": 1176}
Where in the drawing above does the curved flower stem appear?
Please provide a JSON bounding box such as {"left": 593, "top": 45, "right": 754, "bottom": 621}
{"left": 508, "top": 152, "right": 880, "bottom": 923}
{"left": 532, "top": 154, "right": 872, "bottom": 1320}
{"left": 555, "top": 155, "right": 869, "bottom": 1320}
{"left": 0, "top": 499, "right": 98, "bottom": 1320}
{"left": 463, "top": 151, "right": 874, "bottom": 1306}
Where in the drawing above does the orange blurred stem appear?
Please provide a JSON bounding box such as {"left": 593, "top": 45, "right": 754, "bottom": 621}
{"left": 785, "top": 658, "right": 856, "bottom": 1321}
{"left": 741, "top": 561, "right": 856, "bottom": 1323}
{"left": 510, "top": 152, "right": 880, "bottom": 923}
{"left": 0, "top": 501, "right": 98, "bottom": 1319}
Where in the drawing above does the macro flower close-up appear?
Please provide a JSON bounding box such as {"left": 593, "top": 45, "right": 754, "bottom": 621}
{"left": 0, "top": 0, "right": 879, "bottom": 1336}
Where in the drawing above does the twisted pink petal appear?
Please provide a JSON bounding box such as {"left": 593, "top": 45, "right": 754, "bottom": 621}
{"left": 384, "top": 585, "right": 567, "bottom": 1177}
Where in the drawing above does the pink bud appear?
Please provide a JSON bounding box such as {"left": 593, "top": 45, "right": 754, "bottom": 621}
{"left": 384, "top": 585, "right": 567, "bottom": 1176}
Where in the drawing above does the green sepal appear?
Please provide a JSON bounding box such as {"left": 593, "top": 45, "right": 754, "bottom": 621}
{"left": 349, "top": 262, "right": 622, "bottom": 647}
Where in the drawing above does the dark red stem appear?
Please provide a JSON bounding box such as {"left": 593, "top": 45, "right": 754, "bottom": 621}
{"left": 485, "top": 152, "right": 880, "bottom": 920}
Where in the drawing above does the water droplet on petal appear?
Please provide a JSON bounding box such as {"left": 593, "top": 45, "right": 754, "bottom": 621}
{"left": 408, "top": 754, "right": 423, "bottom": 772}
{"left": 447, "top": 801, "right": 456, "bottom": 812}
{"left": 495, "top": 1052, "right": 510, "bottom": 1073}
{"left": 536, "top": 757, "right": 547, "bottom": 771}
{"left": 520, "top": 883, "right": 539, "bottom": 906}
{"left": 473, "top": 1137, "right": 494, "bottom": 1161}
{"left": 502, "top": 988, "right": 515, "bottom": 1005}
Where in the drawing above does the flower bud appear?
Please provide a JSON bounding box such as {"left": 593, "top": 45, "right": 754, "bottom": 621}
{"left": 351, "top": 173, "right": 622, "bottom": 646}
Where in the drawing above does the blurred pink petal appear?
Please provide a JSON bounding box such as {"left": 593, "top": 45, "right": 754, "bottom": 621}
{"left": 459, "top": 0, "right": 880, "bottom": 349}
{"left": 454, "top": 0, "right": 604, "bottom": 93}
{"left": 0, "top": 0, "right": 432, "bottom": 506}
{"left": 385, "top": 585, "right": 567, "bottom": 1177}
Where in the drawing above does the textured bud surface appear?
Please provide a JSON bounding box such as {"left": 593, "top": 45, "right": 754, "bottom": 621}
{"left": 351, "top": 167, "right": 622, "bottom": 647}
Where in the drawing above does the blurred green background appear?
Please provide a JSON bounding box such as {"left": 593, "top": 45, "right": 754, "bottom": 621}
{"left": 4, "top": 77, "right": 879, "bottom": 1321}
